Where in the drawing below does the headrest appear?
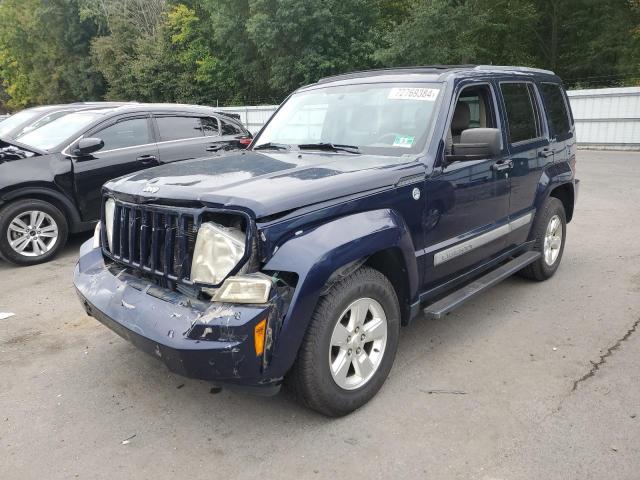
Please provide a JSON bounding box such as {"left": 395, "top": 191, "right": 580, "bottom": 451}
{"left": 451, "top": 102, "right": 470, "bottom": 133}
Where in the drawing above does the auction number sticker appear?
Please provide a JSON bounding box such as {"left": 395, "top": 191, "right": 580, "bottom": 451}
{"left": 388, "top": 87, "right": 439, "bottom": 101}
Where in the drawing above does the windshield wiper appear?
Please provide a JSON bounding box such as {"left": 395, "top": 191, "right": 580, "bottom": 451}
{"left": 298, "top": 142, "right": 360, "bottom": 154}
{"left": 253, "top": 142, "right": 290, "bottom": 151}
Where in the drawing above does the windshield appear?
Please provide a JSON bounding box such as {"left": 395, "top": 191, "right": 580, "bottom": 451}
{"left": 254, "top": 82, "right": 442, "bottom": 156}
{"left": 13, "top": 110, "right": 76, "bottom": 138}
{"left": 15, "top": 111, "right": 104, "bottom": 150}
{"left": 0, "top": 109, "right": 42, "bottom": 138}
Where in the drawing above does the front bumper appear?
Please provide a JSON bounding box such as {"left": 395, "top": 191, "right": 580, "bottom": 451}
{"left": 73, "top": 239, "right": 284, "bottom": 393}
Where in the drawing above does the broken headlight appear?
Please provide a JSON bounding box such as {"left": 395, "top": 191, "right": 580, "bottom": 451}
{"left": 191, "top": 222, "right": 246, "bottom": 285}
{"left": 213, "top": 273, "right": 273, "bottom": 304}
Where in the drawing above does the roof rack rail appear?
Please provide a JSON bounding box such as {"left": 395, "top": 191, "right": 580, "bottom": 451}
{"left": 474, "top": 65, "right": 555, "bottom": 75}
{"left": 318, "top": 65, "right": 477, "bottom": 83}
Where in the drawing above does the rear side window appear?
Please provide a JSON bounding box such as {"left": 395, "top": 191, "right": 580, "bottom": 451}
{"left": 96, "top": 118, "right": 151, "bottom": 150}
{"left": 220, "top": 119, "right": 241, "bottom": 136}
{"left": 500, "top": 83, "right": 542, "bottom": 144}
{"left": 541, "top": 83, "right": 571, "bottom": 138}
{"left": 156, "top": 116, "right": 203, "bottom": 141}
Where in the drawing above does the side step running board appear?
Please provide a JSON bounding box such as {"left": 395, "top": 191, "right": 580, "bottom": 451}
{"left": 423, "top": 251, "right": 541, "bottom": 320}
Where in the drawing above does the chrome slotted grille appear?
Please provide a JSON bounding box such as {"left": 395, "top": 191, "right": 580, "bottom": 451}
{"left": 104, "top": 200, "right": 198, "bottom": 286}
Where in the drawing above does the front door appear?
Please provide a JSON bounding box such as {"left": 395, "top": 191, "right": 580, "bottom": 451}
{"left": 421, "top": 82, "right": 511, "bottom": 288}
{"left": 72, "top": 115, "right": 158, "bottom": 220}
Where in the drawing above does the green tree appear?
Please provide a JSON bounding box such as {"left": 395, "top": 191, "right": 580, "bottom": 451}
{"left": 0, "top": 0, "right": 104, "bottom": 109}
{"left": 246, "top": 0, "right": 380, "bottom": 99}
{"left": 375, "top": 0, "right": 538, "bottom": 67}
{"left": 84, "top": 0, "right": 174, "bottom": 101}
{"left": 533, "top": 0, "right": 640, "bottom": 86}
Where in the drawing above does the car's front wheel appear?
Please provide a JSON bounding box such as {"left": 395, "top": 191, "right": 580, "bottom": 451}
{"left": 287, "top": 266, "right": 400, "bottom": 416}
{"left": 0, "top": 199, "right": 68, "bottom": 266}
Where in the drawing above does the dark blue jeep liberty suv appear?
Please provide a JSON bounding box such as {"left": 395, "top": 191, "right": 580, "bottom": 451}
{"left": 74, "top": 65, "right": 579, "bottom": 416}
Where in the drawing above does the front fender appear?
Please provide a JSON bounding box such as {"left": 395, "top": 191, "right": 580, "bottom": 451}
{"left": 262, "top": 208, "right": 418, "bottom": 378}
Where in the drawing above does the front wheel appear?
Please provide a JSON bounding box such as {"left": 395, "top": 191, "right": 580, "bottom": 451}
{"left": 287, "top": 266, "right": 400, "bottom": 417}
{"left": 519, "top": 197, "right": 566, "bottom": 281}
{"left": 0, "top": 199, "right": 68, "bottom": 266}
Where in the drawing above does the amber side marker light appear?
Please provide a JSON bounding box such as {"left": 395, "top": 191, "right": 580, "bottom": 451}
{"left": 254, "top": 319, "right": 267, "bottom": 356}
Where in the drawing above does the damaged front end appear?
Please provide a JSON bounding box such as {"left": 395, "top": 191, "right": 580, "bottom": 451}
{"left": 73, "top": 203, "right": 293, "bottom": 393}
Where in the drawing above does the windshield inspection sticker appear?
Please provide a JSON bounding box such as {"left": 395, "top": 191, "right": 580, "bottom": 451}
{"left": 388, "top": 87, "right": 439, "bottom": 101}
{"left": 393, "top": 135, "right": 415, "bottom": 148}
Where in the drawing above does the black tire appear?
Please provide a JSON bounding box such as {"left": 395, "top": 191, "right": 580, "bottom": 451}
{"left": 519, "top": 197, "right": 566, "bottom": 281}
{"left": 0, "top": 199, "right": 69, "bottom": 266}
{"left": 287, "top": 266, "right": 400, "bottom": 417}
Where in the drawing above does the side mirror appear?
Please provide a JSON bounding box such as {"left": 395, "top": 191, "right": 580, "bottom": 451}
{"left": 446, "top": 128, "right": 501, "bottom": 162}
{"left": 74, "top": 137, "right": 104, "bottom": 156}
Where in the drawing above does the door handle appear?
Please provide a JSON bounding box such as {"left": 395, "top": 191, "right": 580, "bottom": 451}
{"left": 538, "top": 149, "right": 554, "bottom": 158}
{"left": 205, "top": 144, "right": 224, "bottom": 152}
{"left": 136, "top": 154, "right": 157, "bottom": 165}
{"left": 491, "top": 160, "right": 513, "bottom": 172}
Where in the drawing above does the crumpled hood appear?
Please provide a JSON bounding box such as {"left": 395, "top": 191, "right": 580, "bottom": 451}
{"left": 106, "top": 150, "right": 422, "bottom": 218}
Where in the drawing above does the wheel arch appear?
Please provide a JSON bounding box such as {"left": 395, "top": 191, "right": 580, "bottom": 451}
{"left": 1, "top": 187, "right": 83, "bottom": 232}
{"left": 261, "top": 209, "right": 419, "bottom": 378}
{"left": 548, "top": 182, "right": 575, "bottom": 222}
{"left": 363, "top": 248, "right": 411, "bottom": 326}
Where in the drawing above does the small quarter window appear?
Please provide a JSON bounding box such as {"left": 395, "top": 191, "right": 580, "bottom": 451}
{"left": 541, "top": 83, "right": 571, "bottom": 138}
{"left": 156, "top": 116, "right": 203, "bottom": 141}
{"left": 220, "top": 119, "right": 241, "bottom": 136}
{"left": 201, "top": 117, "right": 219, "bottom": 136}
{"left": 500, "top": 83, "right": 541, "bottom": 144}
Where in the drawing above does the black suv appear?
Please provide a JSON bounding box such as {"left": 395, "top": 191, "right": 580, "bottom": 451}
{"left": 75, "top": 66, "right": 579, "bottom": 416}
{"left": 0, "top": 104, "right": 251, "bottom": 265}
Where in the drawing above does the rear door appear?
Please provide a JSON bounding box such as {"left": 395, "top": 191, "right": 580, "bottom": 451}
{"left": 200, "top": 115, "right": 242, "bottom": 153}
{"left": 539, "top": 82, "right": 575, "bottom": 166}
{"left": 153, "top": 114, "right": 207, "bottom": 163}
{"left": 218, "top": 116, "right": 251, "bottom": 150}
{"left": 498, "top": 81, "right": 550, "bottom": 245}
{"left": 72, "top": 114, "right": 158, "bottom": 220}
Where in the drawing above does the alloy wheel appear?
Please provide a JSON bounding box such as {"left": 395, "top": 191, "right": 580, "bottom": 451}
{"left": 329, "top": 297, "right": 388, "bottom": 390}
{"left": 543, "top": 214, "right": 562, "bottom": 266}
{"left": 6, "top": 210, "right": 59, "bottom": 257}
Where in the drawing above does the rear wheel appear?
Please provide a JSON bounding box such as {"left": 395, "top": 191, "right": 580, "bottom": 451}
{"left": 287, "top": 266, "right": 400, "bottom": 416}
{"left": 0, "top": 199, "right": 68, "bottom": 266}
{"left": 519, "top": 197, "right": 566, "bottom": 281}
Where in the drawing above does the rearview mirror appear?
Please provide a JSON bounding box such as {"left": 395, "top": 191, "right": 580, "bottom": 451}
{"left": 446, "top": 128, "right": 501, "bottom": 162}
{"left": 74, "top": 137, "right": 104, "bottom": 156}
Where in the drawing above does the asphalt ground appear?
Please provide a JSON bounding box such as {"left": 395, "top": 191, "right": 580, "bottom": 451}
{"left": 1, "top": 150, "right": 638, "bottom": 479}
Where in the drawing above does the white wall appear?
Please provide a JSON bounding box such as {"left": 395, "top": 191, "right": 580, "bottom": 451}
{"left": 567, "top": 87, "right": 640, "bottom": 150}
{"left": 220, "top": 87, "right": 640, "bottom": 150}
{"left": 216, "top": 105, "right": 278, "bottom": 135}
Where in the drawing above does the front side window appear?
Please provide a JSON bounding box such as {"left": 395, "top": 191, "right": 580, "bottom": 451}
{"left": 96, "top": 118, "right": 151, "bottom": 150}
{"left": 449, "top": 85, "right": 497, "bottom": 146}
{"left": 501, "top": 83, "right": 541, "bottom": 144}
{"left": 541, "top": 83, "right": 571, "bottom": 138}
{"left": 254, "top": 82, "right": 442, "bottom": 156}
{"left": 156, "top": 116, "right": 203, "bottom": 142}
